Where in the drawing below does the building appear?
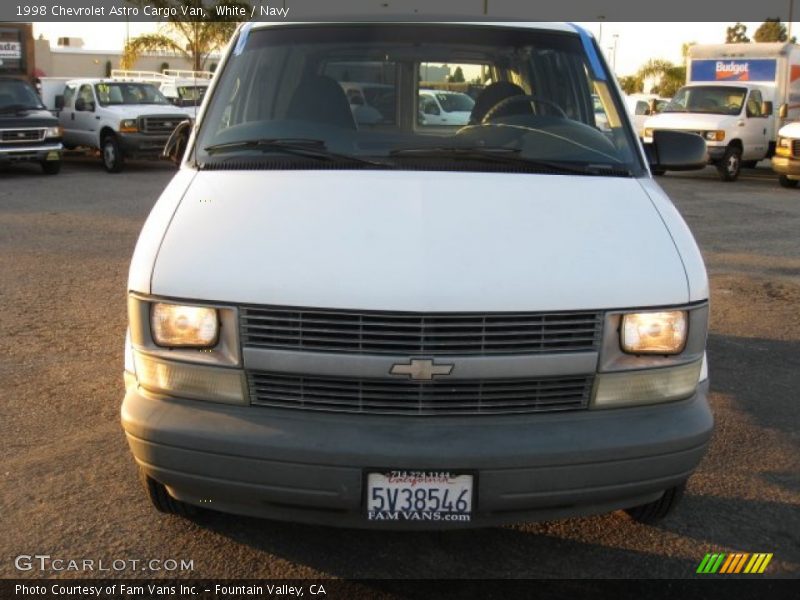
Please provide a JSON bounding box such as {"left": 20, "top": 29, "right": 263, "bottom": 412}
{"left": 33, "top": 37, "right": 220, "bottom": 78}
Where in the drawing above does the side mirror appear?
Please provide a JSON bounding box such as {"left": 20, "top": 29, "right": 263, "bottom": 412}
{"left": 779, "top": 103, "right": 788, "bottom": 119}
{"left": 761, "top": 101, "right": 773, "bottom": 117}
{"left": 644, "top": 130, "right": 707, "bottom": 172}
{"left": 162, "top": 119, "right": 192, "bottom": 165}
{"left": 74, "top": 97, "right": 85, "bottom": 111}
{"left": 55, "top": 95, "right": 64, "bottom": 110}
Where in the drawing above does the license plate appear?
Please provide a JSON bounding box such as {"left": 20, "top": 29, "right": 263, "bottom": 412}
{"left": 366, "top": 471, "right": 473, "bottom": 522}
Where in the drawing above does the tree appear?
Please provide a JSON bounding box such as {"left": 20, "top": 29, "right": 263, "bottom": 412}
{"left": 636, "top": 59, "right": 686, "bottom": 98}
{"left": 754, "top": 18, "right": 796, "bottom": 43}
{"left": 448, "top": 66, "right": 465, "bottom": 83}
{"left": 618, "top": 74, "right": 643, "bottom": 94}
{"left": 725, "top": 22, "right": 750, "bottom": 43}
{"left": 121, "top": 0, "right": 250, "bottom": 71}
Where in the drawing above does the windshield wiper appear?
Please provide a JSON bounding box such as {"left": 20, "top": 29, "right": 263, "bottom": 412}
{"left": 0, "top": 104, "right": 44, "bottom": 114}
{"left": 389, "top": 146, "right": 632, "bottom": 176}
{"left": 203, "top": 138, "right": 390, "bottom": 166}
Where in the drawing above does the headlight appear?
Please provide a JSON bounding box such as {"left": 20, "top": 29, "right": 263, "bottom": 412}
{"left": 120, "top": 119, "right": 138, "bottom": 133}
{"left": 134, "top": 353, "right": 247, "bottom": 405}
{"left": 45, "top": 125, "right": 63, "bottom": 138}
{"left": 620, "top": 311, "right": 688, "bottom": 355}
{"left": 151, "top": 303, "right": 219, "bottom": 348}
{"left": 592, "top": 359, "right": 702, "bottom": 409}
{"left": 704, "top": 130, "right": 725, "bottom": 142}
{"left": 778, "top": 136, "right": 791, "bottom": 148}
{"left": 644, "top": 128, "right": 654, "bottom": 138}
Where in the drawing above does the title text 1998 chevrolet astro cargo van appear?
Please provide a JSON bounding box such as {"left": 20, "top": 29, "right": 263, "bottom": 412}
{"left": 122, "top": 22, "right": 712, "bottom": 528}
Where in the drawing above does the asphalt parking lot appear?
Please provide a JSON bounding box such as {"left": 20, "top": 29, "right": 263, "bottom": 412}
{"left": 1, "top": 157, "right": 798, "bottom": 580}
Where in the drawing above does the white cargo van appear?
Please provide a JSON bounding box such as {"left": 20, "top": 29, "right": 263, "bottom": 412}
{"left": 643, "top": 42, "right": 800, "bottom": 181}
{"left": 122, "top": 22, "right": 712, "bottom": 528}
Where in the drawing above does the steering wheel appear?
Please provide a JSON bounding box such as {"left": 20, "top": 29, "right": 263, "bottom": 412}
{"left": 482, "top": 95, "right": 568, "bottom": 122}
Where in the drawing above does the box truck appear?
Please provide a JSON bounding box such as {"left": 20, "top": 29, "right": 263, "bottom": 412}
{"left": 643, "top": 42, "right": 800, "bottom": 181}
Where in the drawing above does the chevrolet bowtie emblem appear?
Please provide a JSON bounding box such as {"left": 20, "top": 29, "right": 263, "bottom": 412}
{"left": 390, "top": 359, "right": 454, "bottom": 381}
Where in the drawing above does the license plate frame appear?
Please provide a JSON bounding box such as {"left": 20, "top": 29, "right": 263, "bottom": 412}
{"left": 363, "top": 469, "right": 476, "bottom": 523}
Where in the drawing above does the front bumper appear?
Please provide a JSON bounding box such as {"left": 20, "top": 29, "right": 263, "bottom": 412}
{"left": 118, "top": 133, "right": 170, "bottom": 158}
{"left": 771, "top": 155, "right": 800, "bottom": 177}
{"left": 706, "top": 145, "right": 726, "bottom": 161}
{"left": 0, "top": 143, "right": 62, "bottom": 164}
{"left": 122, "top": 380, "right": 712, "bottom": 528}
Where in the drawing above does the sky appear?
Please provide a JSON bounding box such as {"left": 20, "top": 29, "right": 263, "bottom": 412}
{"left": 31, "top": 21, "right": 799, "bottom": 77}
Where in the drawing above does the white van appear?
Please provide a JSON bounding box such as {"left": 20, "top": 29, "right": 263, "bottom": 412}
{"left": 122, "top": 22, "right": 712, "bottom": 528}
{"left": 418, "top": 89, "right": 475, "bottom": 126}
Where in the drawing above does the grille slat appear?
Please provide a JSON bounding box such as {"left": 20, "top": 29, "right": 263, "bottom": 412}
{"left": 244, "top": 324, "right": 598, "bottom": 337}
{"left": 251, "top": 386, "right": 586, "bottom": 402}
{"left": 792, "top": 139, "right": 800, "bottom": 157}
{"left": 241, "top": 306, "right": 601, "bottom": 355}
{"left": 249, "top": 372, "right": 592, "bottom": 415}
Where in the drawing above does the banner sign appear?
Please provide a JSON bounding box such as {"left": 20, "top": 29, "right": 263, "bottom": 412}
{"left": 690, "top": 59, "right": 777, "bottom": 83}
{"left": 0, "top": 41, "right": 22, "bottom": 60}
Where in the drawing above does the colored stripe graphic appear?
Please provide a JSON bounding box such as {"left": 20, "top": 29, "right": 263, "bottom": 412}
{"left": 745, "top": 553, "right": 773, "bottom": 574}
{"left": 698, "top": 553, "right": 773, "bottom": 574}
{"left": 697, "top": 553, "right": 726, "bottom": 573}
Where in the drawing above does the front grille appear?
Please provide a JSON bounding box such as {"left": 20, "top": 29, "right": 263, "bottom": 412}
{"left": 0, "top": 128, "right": 45, "bottom": 143}
{"left": 249, "top": 372, "right": 593, "bottom": 415}
{"left": 241, "top": 306, "right": 602, "bottom": 356}
{"left": 792, "top": 140, "right": 800, "bottom": 157}
{"left": 139, "top": 115, "right": 183, "bottom": 135}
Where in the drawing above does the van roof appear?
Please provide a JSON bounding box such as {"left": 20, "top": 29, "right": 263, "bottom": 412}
{"left": 251, "top": 22, "right": 579, "bottom": 34}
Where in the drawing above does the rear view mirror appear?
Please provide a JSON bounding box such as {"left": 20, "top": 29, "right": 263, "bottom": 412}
{"left": 644, "top": 130, "right": 707, "bottom": 172}
{"left": 761, "top": 101, "right": 773, "bottom": 117}
{"left": 55, "top": 95, "right": 64, "bottom": 110}
{"left": 162, "top": 119, "right": 192, "bottom": 165}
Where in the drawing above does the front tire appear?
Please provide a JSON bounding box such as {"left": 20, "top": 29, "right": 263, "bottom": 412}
{"left": 779, "top": 174, "right": 799, "bottom": 188}
{"left": 101, "top": 135, "right": 125, "bottom": 173}
{"left": 138, "top": 467, "right": 196, "bottom": 516}
{"left": 41, "top": 160, "right": 61, "bottom": 175}
{"left": 716, "top": 147, "right": 741, "bottom": 182}
{"left": 624, "top": 482, "right": 686, "bottom": 524}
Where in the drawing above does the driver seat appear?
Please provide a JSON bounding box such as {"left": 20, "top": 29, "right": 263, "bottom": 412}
{"left": 469, "top": 82, "right": 531, "bottom": 124}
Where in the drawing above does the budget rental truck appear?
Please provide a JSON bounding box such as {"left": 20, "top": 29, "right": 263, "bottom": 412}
{"left": 643, "top": 42, "right": 800, "bottom": 181}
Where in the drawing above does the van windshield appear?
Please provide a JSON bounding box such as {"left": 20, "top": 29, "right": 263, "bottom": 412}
{"left": 195, "top": 25, "right": 642, "bottom": 175}
{"left": 95, "top": 82, "right": 170, "bottom": 106}
{"left": 0, "top": 79, "right": 44, "bottom": 112}
{"left": 663, "top": 85, "right": 746, "bottom": 115}
{"left": 434, "top": 92, "right": 475, "bottom": 113}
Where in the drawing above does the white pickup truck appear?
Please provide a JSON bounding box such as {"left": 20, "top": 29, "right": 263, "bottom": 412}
{"left": 51, "top": 78, "right": 191, "bottom": 172}
{"left": 643, "top": 42, "right": 800, "bottom": 181}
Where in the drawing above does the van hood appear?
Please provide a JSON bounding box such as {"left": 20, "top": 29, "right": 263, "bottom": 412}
{"left": 0, "top": 108, "right": 58, "bottom": 128}
{"left": 644, "top": 111, "right": 737, "bottom": 131}
{"left": 149, "top": 171, "right": 689, "bottom": 312}
{"left": 778, "top": 121, "right": 800, "bottom": 137}
{"left": 102, "top": 104, "right": 191, "bottom": 119}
